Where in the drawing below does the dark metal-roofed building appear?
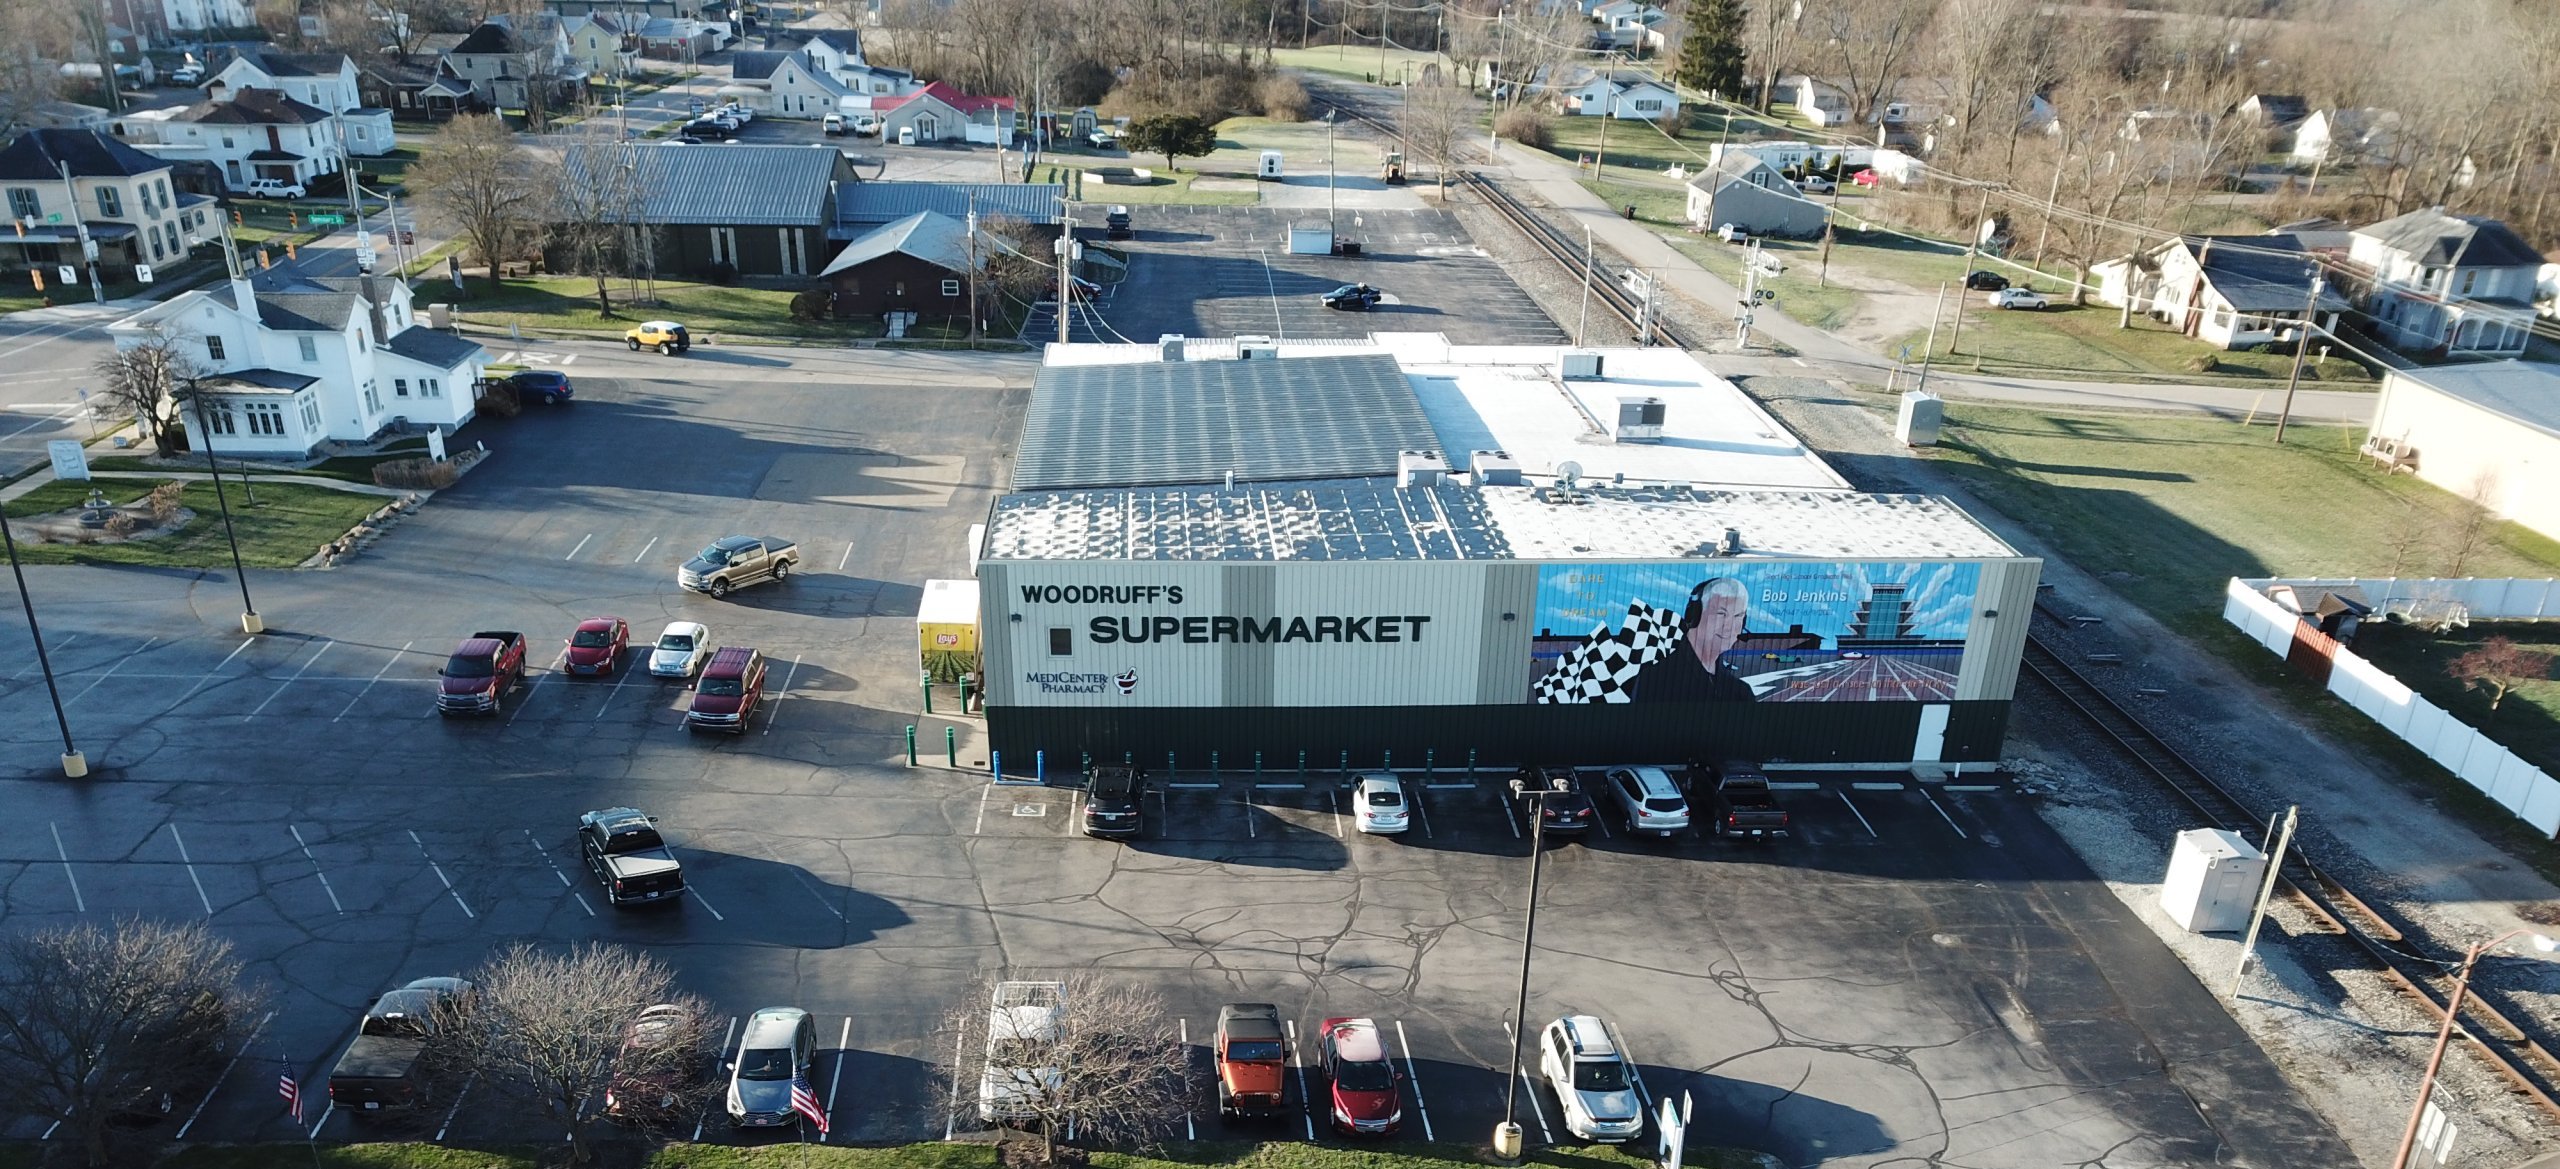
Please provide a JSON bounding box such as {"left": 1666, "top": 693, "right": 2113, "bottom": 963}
{"left": 1010, "top": 352, "right": 1441, "bottom": 492}
{"left": 833, "top": 181, "right": 1063, "bottom": 238}
{"left": 552, "top": 142, "right": 856, "bottom": 278}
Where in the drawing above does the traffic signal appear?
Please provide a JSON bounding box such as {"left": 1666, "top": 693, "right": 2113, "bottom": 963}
{"left": 287, "top": 211, "right": 298, "bottom": 229}
{"left": 285, "top": 242, "right": 297, "bottom": 260}
{"left": 30, "top": 269, "right": 44, "bottom": 292}
{"left": 258, "top": 250, "right": 270, "bottom": 270}
{"left": 231, "top": 208, "right": 243, "bottom": 226}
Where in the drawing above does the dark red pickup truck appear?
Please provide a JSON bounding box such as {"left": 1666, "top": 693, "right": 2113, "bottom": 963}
{"left": 437, "top": 631, "right": 527, "bottom": 716}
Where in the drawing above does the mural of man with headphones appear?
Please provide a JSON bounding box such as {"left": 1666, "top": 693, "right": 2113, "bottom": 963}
{"left": 1634, "top": 577, "right": 1759, "bottom": 703}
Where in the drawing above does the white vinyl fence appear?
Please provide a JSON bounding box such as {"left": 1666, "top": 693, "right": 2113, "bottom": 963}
{"left": 2224, "top": 578, "right": 2560, "bottom": 836}
{"left": 2245, "top": 577, "right": 2560, "bottom": 621}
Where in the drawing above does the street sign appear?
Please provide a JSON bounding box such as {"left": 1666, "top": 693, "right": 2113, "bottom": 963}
{"left": 427, "top": 427, "right": 448, "bottom": 463}
{"left": 47, "top": 440, "right": 88, "bottom": 481}
{"left": 306, "top": 213, "right": 346, "bottom": 226}
{"left": 56, "top": 265, "right": 76, "bottom": 286}
{"left": 134, "top": 263, "right": 154, "bottom": 283}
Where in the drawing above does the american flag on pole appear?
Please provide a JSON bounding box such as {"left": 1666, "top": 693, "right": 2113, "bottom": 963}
{"left": 790, "top": 1076, "right": 827, "bottom": 1134}
{"left": 278, "top": 1064, "right": 302, "bottom": 1123}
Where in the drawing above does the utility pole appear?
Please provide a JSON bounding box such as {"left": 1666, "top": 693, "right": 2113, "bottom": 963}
{"left": 2274, "top": 274, "right": 2324, "bottom": 445}
{"left": 1817, "top": 207, "right": 1835, "bottom": 288}
{"left": 1575, "top": 221, "right": 1594, "bottom": 346}
{"left": 1736, "top": 238, "right": 1762, "bottom": 350}
{"left": 1946, "top": 187, "right": 1992, "bottom": 357}
{"left": 0, "top": 508, "right": 83, "bottom": 777}
{"left": 1592, "top": 52, "right": 1617, "bottom": 177}
{"left": 1326, "top": 108, "right": 1338, "bottom": 231}
{"left": 2032, "top": 166, "right": 2060, "bottom": 278}
{"left": 337, "top": 117, "right": 369, "bottom": 273}
{"left": 1915, "top": 280, "right": 1948, "bottom": 396}
{"left": 1057, "top": 200, "right": 1072, "bottom": 346}
{"left": 57, "top": 162, "right": 104, "bottom": 303}
{"left": 965, "top": 192, "right": 979, "bottom": 341}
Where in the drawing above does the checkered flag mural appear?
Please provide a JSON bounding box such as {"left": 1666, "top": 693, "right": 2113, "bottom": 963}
{"left": 1531, "top": 602, "right": 1682, "bottom": 703}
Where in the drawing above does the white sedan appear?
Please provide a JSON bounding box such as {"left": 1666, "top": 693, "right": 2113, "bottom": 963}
{"left": 1988, "top": 287, "right": 2050, "bottom": 310}
{"left": 1352, "top": 772, "right": 1410, "bottom": 835}
{"left": 648, "top": 621, "right": 713, "bottom": 679}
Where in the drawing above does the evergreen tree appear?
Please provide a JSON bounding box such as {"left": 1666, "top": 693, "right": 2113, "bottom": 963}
{"left": 1676, "top": 0, "right": 1748, "bottom": 100}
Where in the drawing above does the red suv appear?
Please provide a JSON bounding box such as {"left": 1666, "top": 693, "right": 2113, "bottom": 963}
{"left": 1318, "top": 1017, "right": 1402, "bottom": 1136}
{"left": 564, "top": 616, "right": 629, "bottom": 676}
{"left": 686, "top": 647, "right": 766, "bottom": 733}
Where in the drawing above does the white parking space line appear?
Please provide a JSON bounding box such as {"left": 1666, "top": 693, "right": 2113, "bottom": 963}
{"left": 1287, "top": 1020, "right": 1314, "bottom": 1141}
{"left": 1837, "top": 790, "right": 1878, "bottom": 837}
{"left": 1947, "top": 784, "right": 2002, "bottom": 792}
{"left": 1851, "top": 781, "right": 1906, "bottom": 791}
{"left": 304, "top": 1101, "right": 333, "bottom": 1140}
{"left": 175, "top": 1009, "right": 271, "bottom": 1138}
{"left": 334, "top": 641, "right": 413, "bottom": 722}
{"left": 974, "top": 784, "right": 993, "bottom": 835}
{"left": 1392, "top": 1020, "right": 1434, "bottom": 1140}
{"left": 244, "top": 639, "right": 333, "bottom": 721}
{"left": 1245, "top": 788, "right": 1256, "bottom": 839}
{"left": 822, "top": 1017, "right": 850, "bottom": 1141}
{"left": 10, "top": 632, "right": 75, "bottom": 679}
{"left": 1768, "top": 781, "right": 1823, "bottom": 791}
{"left": 574, "top": 892, "right": 596, "bottom": 915}
{"left": 1327, "top": 787, "right": 1343, "bottom": 838}
{"left": 1179, "top": 1018, "right": 1195, "bottom": 1140}
{"left": 169, "top": 637, "right": 252, "bottom": 706}
{"left": 564, "top": 533, "right": 593, "bottom": 560}
{"left": 407, "top": 830, "right": 476, "bottom": 919}
{"left": 943, "top": 1022, "right": 967, "bottom": 1140}
{"left": 49, "top": 822, "right": 83, "bottom": 912}
{"left": 507, "top": 654, "right": 561, "bottom": 726}
{"left": 1606, "top": 1022, "right": 1654, "bottom": 1112}
{"left": 64, "top": 636, "right": 155, "bottom": 706}
{"left": 1924, "top": 793, "right": 1970, "bottom": 839}
{"left": 288, "top": 824, "right": 345, "bottom": 914}
{"left": 696, "top": 1016, "right": 740, "bottom": 1141}
{"left": 761, "top": 654, "right": 802, "bottom": 734}
{"left": 168, "top": 823, "right": 214, "bottom": 916}
{"left": 633, "top": 535, "right": 659, "bottom": 563}
{"left": 684, "top": 880, "right": 725, "bottom": 921}
{"left": 0, "top": 401, "right": 79, "bottom": 441}
{"left": 431, "top": 1073, "right": 473, "bottom": 1141}
{"left": 1594, "top": 803, "right": 1614, "bottom": 838}
{"left": 792, "top": 869, "right": 845, "bottom": 921}
{"left": 525, "top": 830, "right": 595, "bottom": 915}
{"left": 1501, "top": 1020, "right": 1552, "bottom": 1142}
{"left": 1412, "top": 788, "right": 1434, "bottom": 839}
{"left": 594, "top": 661, "right": 638, "bottom": 720}
{"left": 837, "top": 542, "right": 855, "bottom": 571}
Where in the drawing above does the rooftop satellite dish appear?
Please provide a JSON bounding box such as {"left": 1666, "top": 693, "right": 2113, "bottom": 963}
{"left": 1556, "top": 461, "right": 1583, "bottom": 488}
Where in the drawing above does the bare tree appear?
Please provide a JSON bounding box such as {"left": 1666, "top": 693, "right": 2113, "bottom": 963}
{"left": 2448, "top": 635, "right": 2554, "bottom": 714}
{"left": 1812, "top": 0, "right": 1931, "bottom": 126}
{"left": 1404, "top": 76, "right": 1471, "bottom": 198}
{"left": 0, "top": 6, "right": 74, "bottom": 136}
{"left": 0, "top": 920, "right": 259, "bottom": 1169}
{"left": 2445, "top": 468, "right": 2501, "bottom": 576}
{"left": 551, "top": 136, "right": 650, "bottom": 317}
{"left": 439, "top": 943, "right": 720, "bottom": 1165}
{"left": 941, "top": 973, "right": 1192, "bottom": 1164}
{"left": 1749, "top": 0, "right": 1801, "bottom": 113}
{"left": 96, "top": 324, "right": 203, "bottom": 452}
{"left": 408, "top": 113, "right": 548, "bottom": 279}
{"left": 2380, "top": 500, "right": 2434, "bottom": 578}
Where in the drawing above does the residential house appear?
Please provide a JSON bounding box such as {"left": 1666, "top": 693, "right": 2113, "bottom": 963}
{"left": 2099, "top": 235, "right": 2349, "bottom": 351}
{"left": 831, "top": 181, "right": 1062, "bottom": 238}
{"left": 2348, "top": 207, "right": 2540, "bottom": 358}
{"left": 816, "top": 210, "right": 992, "bottom": 319}
{"left": 1774, "top": 74, "right": 1851, "bottom": 127}
{"left": 727, "top": 50, "right": 856, "bottom": 118}
{"left": 553, "top": 142, "right": 855, "bottom": 278}
{"left": 2292, "top": 108, "right": 2399, "bottom": 167}
{"left": 0, "top": 129, "right": 216, "bottom": 281}
{"left": 1683, "top": 154, "right": 1825, "bottom": 237}
{"left": 559, "top": 13, "right": 635, "bottom": 78}
{"left": 206, "top": 51, "right": 362, "bottom": 114}
{"left": 1708, "top": 140, "right": 1871, "bottom": 175}
{"left": 779, "top": 28, "right": 915, "bottom": 98}
{"left": 112, "top": 87, "right": 365, "bottom": 194}
{"left": 874, "top": 82, "right": 1015, "bottom": 145}
{"left": 18, "top": 101, "right": 114, "bottom": 131}
{"left": 2233, "top": 93, "right": 2307, "bottom": 150}
{"left": 543, "top": 0, "right": 723, "bottom": 16}
{"left": 2365, "top": 362, "right": 2560, "bottom": 543}
{"left": 635, "top": 17, "right": 726, "bottom": 61}
{"left": 1554, "top": 71, "right": 1680, "bottom": 120}
{"left": 1588, "top": 1, "right": 1667, "bottom": 52}
{"left": 359, "top": 58, "right": 477, "bottom": 120}
{"left": 443, "top": 18, "right": 588, "bottom": 112}
{"left": 108, "top": 269, "right": 488, "bottom": 457}
{"left": 156, "top": 0, "right": 257, "bottom": 35}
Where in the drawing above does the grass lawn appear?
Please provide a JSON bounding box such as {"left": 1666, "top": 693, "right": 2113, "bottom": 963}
{"left": 442, "top": 276, "right": 883, "bottom": 342}
{"left": 158, "top": 1139, "right": 1773, "bottom": 1169}
{"left": 1, "top": 479, "right": 389, "bottom": 568}
{"left": 1271, "top": 45, "right": 1452, "bottom": 84}
{"left": 1890, "top": 302, "right": 2377, "bottom": 384}
{"left": 1537, "top": 116, "right": 1712, "bottom": 189}
{"left": 0, "top": 255, "right": 220, "bottom": 316}
{"left": 2355, "top": 623, "right": 2560, "bottom": 778}
{"left": 1661, "top": 233, "right": 1861, "bottom": 331}
{"left": 1038, "top": 164, "right": 1261, "bottom": 206}
{"left": 1923, "top": 405, "right": 2560, "bottom": 635}
{"left": 86, "top": 439, "right": 427, "bottom": 486}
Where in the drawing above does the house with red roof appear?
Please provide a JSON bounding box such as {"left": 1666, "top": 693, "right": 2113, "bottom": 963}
{"left": 874, "top": 82, "right": 1016, "bottom": 146}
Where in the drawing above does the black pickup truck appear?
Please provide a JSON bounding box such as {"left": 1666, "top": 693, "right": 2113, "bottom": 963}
{"left": 328, "top": 977, "right": 471, "bottom": 1116}
{"left": 578, "top": 807, "right": 686, "bottom": 907}
{"left": 1703, "top": 763, "right": 1790, "bottom": 840}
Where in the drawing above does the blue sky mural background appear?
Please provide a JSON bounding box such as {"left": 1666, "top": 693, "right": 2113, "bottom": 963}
{"left": 1533, "top": 562, "right": 1982, "bottom": 644}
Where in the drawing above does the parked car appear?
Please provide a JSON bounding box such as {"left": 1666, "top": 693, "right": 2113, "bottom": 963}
{"left": 720, "top": 103, "right": 753, "bottom": 123}
{"left": 851, "top": 113, "right": 880, "bottom": 135}
{"left": 626, "top": 320, "right": 691, "bottom": 354}
{"left": 725, "top": 1007, "right": 815, "bottom": 1128}
{"left": 649, "top": 621, "right": 713, "bottom": 679}
{"left": 1962, "top": 270, "right": 2009, "bottom": 291}
{"left": 1103, "top": 205, "right": 1132, "bottom": 240}
{"left": 686, "top": 647, "right": 767, "bottom": 734}
{"left": 1351, "top": 772, "right": 1410, "bottom": 835}
{"left": 1317, "top": 1017, "right": 1401, "bottom": 1136}
{"left": 1537, "top": 1015, "right": 1642, "bottom": 1143}
{"left": 244, "top": 177, "right": 306, "bottom": 200}
{"left": 1087, "top": 129, "right": 1116, "bottom": 149}
{"left": 503, "top": 369, "right": 573, "bottom": 404}
{"left": 169, "top": 64, "right": 203, "bottom": 86}
{"left": 1214, "top": 1003, "right": 1289, "bottom": 1120}
{"left": 578, "top": 807, "right": 685, "bottom": 906}
{"left": 1702, "top": 762, "right": 1790, "bottom": 840}
{"left": 1511, "top": 766, "right": 1595, "bottom": 838}
{"left": 437, "top": 631, "right": 526, "bottom": 716}
{"left": 1601, "top": 766, "right": 1690, "bottom": 838}
{"left": 328, "top": 977, "right": 472, "bottom": 1116}
{"left": 823, "top": 113, "right": 847, "bottom": 135}
{"left": 1082, "top": 765, "right": 1144, "bottom": 838}
{"left": 979, "top": 981, "right": 1066, "bottom": 1124}
{"left": 680, "top": 536, "right": 799, "bottom": 597}
{"left": 563, "top": 616, "right": 629, "bottom": 676}
{"left": 681, "top": 119, "right": 733, "bottom": 140}
{"left": 605, "top": 1003, "right": 700, "bottom": 1121}
{"left": 1989, "top": 287, "right": 2049, "bottom": 310}
{"left": 1321, "top": 283, "right": 1384, "bottom": 311}
{"left": 1793, "top": 174, "right": 1836, "bottom": 194}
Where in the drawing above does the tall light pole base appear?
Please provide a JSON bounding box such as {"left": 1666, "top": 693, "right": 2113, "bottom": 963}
{"left": 61, "top": 750, "right": 88, "bottom": 778}
{"left": 1492, "top": 1121, "right": 1523, "bottom": 1161}
{"left": 240, "top": 612, "right": 264, "bottom": 635}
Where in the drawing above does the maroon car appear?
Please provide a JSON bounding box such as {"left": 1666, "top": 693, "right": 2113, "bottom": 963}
{"left": 564, "top": 616, "right": 629, "bottom": 676}
{"left": 1318, "top": 1017, "right": 1402, "bottom": 1136}
{"left": 604, "top": 1004, "right": 698, "bottom": 1121}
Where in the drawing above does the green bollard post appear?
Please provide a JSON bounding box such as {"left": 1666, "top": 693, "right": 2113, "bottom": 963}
{"left": 1255, "top": 751, "right": 1264, "bottom": 783}
{"left": 1082, "top": 751, "right": 1092, "bottom": 774}
{"left": 906, "top": 725, "right": 917, "bottom": 767}
{"left": 1212, "top": 751, "right": 1221, "bottom": 782}
{"left": 945, "top": 726, "right": 957, "bottom": 767}
{"left": 1339, "top": 749, "right": 1349, "bottom": 779}
{"left": 1467, "top": 747, "right": 1478, "bottom": 780}
{"left": 960, "top": 675, "right": 973, "bottom": 710}
{"left": 1382, "top": 749, "right": 1392, "bottom": 772}
{"left": 1166, "top": 750, "right": 1176, "bottom": 780}
{"left": 1425, "top": 748, "right": 1435, "bottom": 778}
{"left": 1298, "top": 749, "right": 1307, "bottom": 780}
{"left": 922, "top": 675, "right": 934, "bottom": 715}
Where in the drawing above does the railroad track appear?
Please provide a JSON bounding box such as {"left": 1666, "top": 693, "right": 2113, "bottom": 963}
{"left": 2022, "top": 605, "right": 2560, "bottom": 1119}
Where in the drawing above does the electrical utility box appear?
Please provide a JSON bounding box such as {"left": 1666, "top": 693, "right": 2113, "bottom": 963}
{"left": 2158, "top": 828, "right": 2266, "bottom": 933}
{"left": 1258, "top": 150, "right": 1285, "bottom": 180}
{"left": 1896, "top": 390, "right": 1943, "bottom": 446}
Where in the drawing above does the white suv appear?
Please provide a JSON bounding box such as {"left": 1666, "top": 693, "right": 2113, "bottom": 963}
{"left": 1602, "top": 767, "right": 1690, "bottom": 837}
{"left": 1539, "top": 1015, "right": 1643, "bottom": 1142}
{"left": 978, "top": 981, "right": 1065, "bottom": 1124}
{"left": 243, "top": 177, "right": 305, "bottom": 200}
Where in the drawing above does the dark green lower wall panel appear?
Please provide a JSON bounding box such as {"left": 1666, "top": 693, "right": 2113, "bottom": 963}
{"left": 986, "top": 701, "right": 2012, "bottom": 770}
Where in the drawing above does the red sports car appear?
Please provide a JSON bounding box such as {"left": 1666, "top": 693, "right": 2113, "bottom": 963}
{"left": 564, "top": 616, "right": 630, "bottom": 676}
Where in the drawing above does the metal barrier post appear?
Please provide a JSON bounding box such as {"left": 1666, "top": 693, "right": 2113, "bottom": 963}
{"left": 960, "top": 675, "right": 973, "bottom": 709}
{"left": 947, "top": 726, "right": 958, "bottom": 767}
{"left": 1382, "top": 749, "right": 1392, "bottom": 772}
{"left": 1167, "top": 750, "right": 1176, "bottom": 779}
{"left": 1081, "top": 751, "right": 1091, "bottom": 773}
{"left": 1298, "top": 750, "right": 1307, "bottom": 780}
{"left": 1426, "top": 748, "right": 1435, "bottom": 778}
{"left": 1339, "top": 749, "right": 1350, "bottom": 778}
{"left": 1255, "top": 751, "right": 1264, "bottom": 783}
{"left": 922, "top": 675, "right": 933, "bottom": 714}
{"left": 1037, "top": 750, "right": 1046, "bottom": 783}
{"left": 1466, "top": 747, "right": 1478, "bottom": 780}
{"left": 990, "top": 749, "right": 999, "bottom": 779}
{"left": 1211, "top": 751, "right": 1221, "bottom": 782}
{"left": 906, "top": 725, "right": 917, "bottom": 767}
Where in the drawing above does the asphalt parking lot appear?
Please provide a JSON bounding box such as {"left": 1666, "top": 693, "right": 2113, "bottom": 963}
{"left": 0, "top": 358, "right": 2344, "bottom": 1165}
{"left": 1036, "top": 205, "right": 1568, "bottom": 346}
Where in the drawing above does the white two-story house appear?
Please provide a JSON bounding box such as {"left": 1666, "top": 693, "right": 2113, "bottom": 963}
{"left": 206, "top": 50, "right": 363, "bottom": 113}
{"left": 108, "top": 269, "right": 487, "bottom": 457}
{"left": 2349, "top": 207, "right": 2541, "bottom": 359}
{"left": 114, "top": 88, "right": 367, "bottom": 194}
{"left": 0, "top": 129, "right": 217, "bottom": 282}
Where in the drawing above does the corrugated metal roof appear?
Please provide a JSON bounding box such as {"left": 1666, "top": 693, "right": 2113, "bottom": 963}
{"left": 985, "top": 479, "right": 1513, "bottom": 561}
{"left": 1010, "top": 352, "right": 1440, "bottom": 492}
{"left": 817, "top": 211, "right": 969, "bottom": 276}
{"left": 835, "top": 181, "right": 1061, "bottom": 231}
{"left": 559, "top": 142, "right": 845, "bottom": 226}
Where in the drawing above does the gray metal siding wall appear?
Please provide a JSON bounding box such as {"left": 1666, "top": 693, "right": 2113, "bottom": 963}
{"left": 978, "top": 561, "right": 1017, "bottom": 705}
{"left": 1222, "top": 564, "right": 1276, "bottom": 705}
{"left": 1475, "top": 563, "right": 1539, "bottom": 703}
{"left": 1955, "top": 558, "right": 2044, "bottom": 701}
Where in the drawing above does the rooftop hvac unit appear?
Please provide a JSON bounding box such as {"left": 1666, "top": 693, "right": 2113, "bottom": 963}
{"left": 1470, "top": 449, "right": 1525, "bottom": 487}
{"left": 1560, "top": 350, "right": 1604, "bottom": 379}
{"left": 1612, "top": 397, "right": 1666, "bottom": 443}
{"left": 1158, "top": 334, "right": 1185, "bottom": 362}
{"left": 1236, "top": 335, "right": 1278, "bottom": 360}
{"left": 1397, "top": 450, "right": 1451, "bottom": 487}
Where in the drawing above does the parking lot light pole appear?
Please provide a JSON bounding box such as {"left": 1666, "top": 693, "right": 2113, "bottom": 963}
{"left": 0, "top": 510, "right": 84, "bottom": 777}
{"left": 2390, "top": 929, "right": 2560, "bottom": 1169}
{"left": 185, "top": 381, "right": 263, "bottom": 634}
{"left": 1494, "top": 785, "right": 1550, "bottom": 1160}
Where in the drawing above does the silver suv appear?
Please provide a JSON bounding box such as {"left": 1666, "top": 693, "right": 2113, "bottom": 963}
{"left": 1539, "top": 1015, "right": 1642, "bottom": 1142}
{"left": 1602, "top": 767, "right": 1690, "bottom": 837}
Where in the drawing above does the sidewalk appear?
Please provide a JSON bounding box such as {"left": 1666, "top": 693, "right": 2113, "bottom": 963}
{"left": 1, "top": 458, "right": 417, "bottom": 506}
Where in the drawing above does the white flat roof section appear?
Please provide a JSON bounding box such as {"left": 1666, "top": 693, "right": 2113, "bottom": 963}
{"left": 2386, "top": 361, "right": 2560, "bottom": 441}
{"left": 1478, "top": 485, "right": 2015, "bottom": 561}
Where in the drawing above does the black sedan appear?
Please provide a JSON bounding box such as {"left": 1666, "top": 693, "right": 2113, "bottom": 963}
{"left": 1963, "top": 270, "right": 2009, "bottom": 291}
{"left": 1512, "top": 766, "right": 1596, "bottom": 839}
{"left": 1320, "top": 283, "right": 1384, "bottom": 311}
{"left": 1083, "top": 766, "right": 1144, "bottom": 838}
{"left": 504, "top": 369, "right": 573, "bottom": 405}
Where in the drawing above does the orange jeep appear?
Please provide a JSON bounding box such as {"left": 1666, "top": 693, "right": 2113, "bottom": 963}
{"left": 1215, "top": 1003, "right": 1288, "bottom": 1120}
